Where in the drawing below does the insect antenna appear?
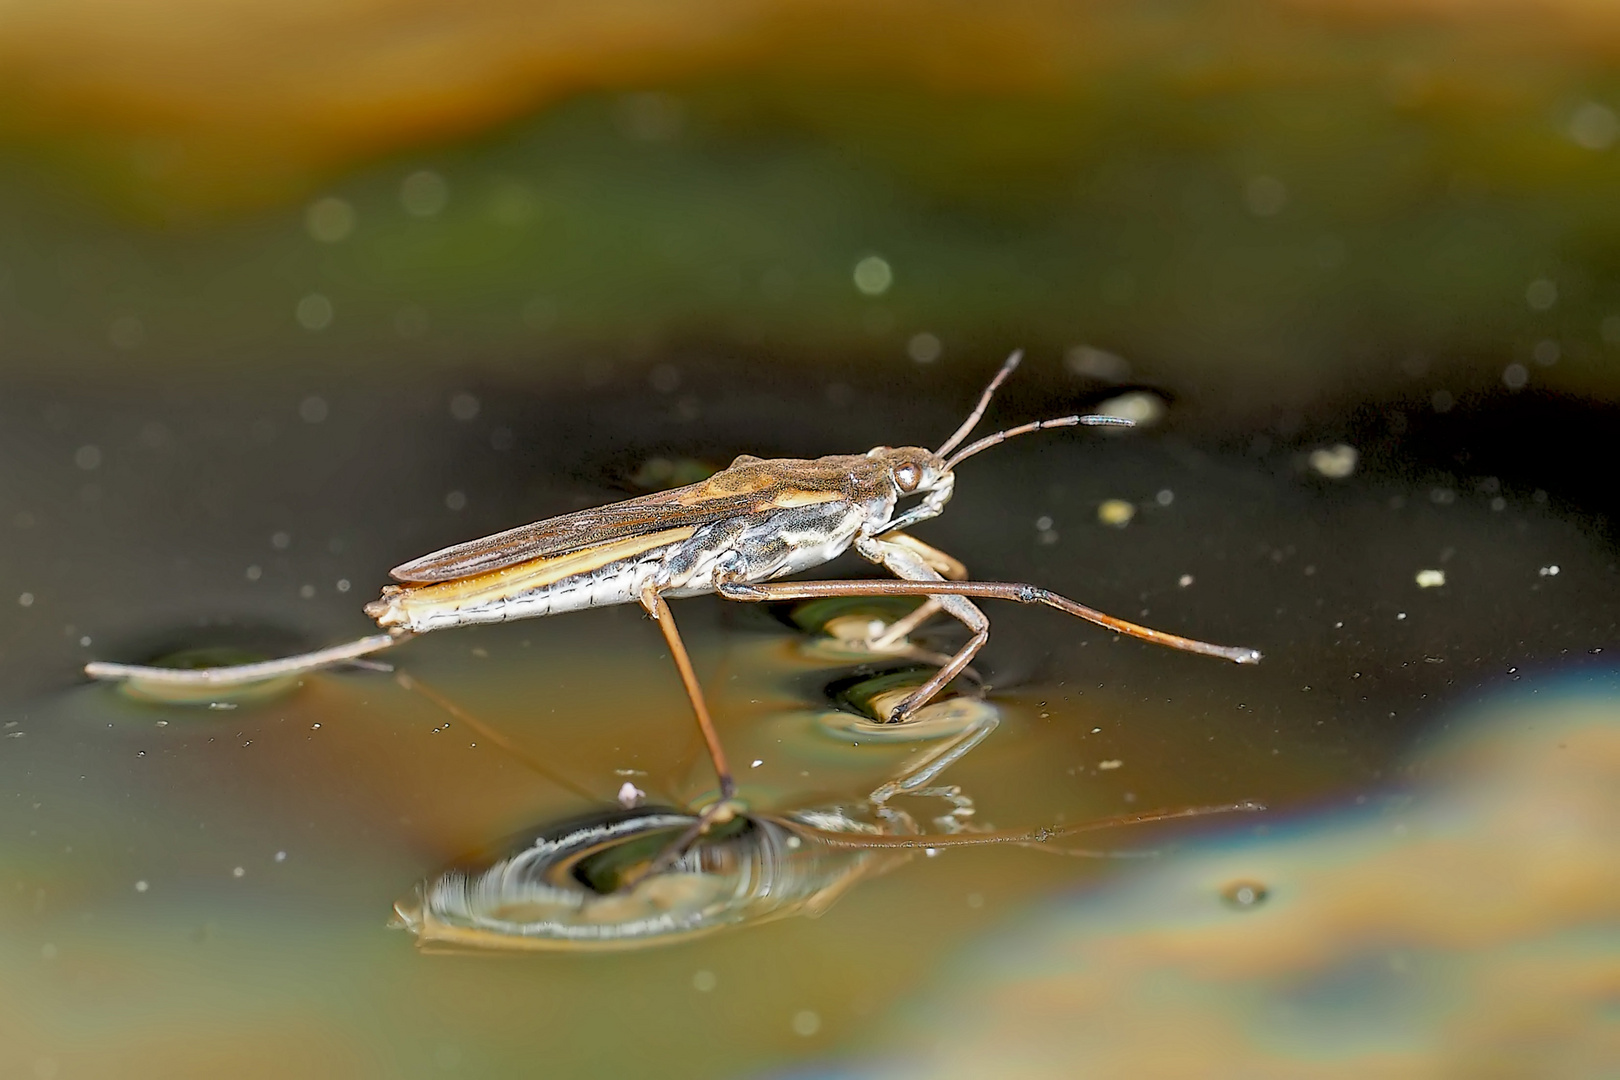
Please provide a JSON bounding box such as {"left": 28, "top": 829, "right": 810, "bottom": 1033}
{"left": 944, "top": 412, "right": 1132, "bottom": 472}
{"left": 935, "top": 349, "right": 1025, "bottom": 457}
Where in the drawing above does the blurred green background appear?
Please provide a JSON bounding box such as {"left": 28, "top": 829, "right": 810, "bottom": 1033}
{"left": 3, "top": 0, "right": 1620, "bottom": 411}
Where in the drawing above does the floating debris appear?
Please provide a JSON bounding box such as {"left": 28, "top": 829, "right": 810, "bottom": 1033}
{"left": 1218, "top": 880, "right": 1268, "bottom": 909}
{"left": 1415, "top": 569, "right": 1446, "bottom": 588}
{"left": 1092, "top": 391, "right": 1165, "bottom": 427}
{"left": 1097, "top": 499, "right": 1136, "bottom": 527}
{"left": 1308, "top": 444, "right": 1358, "bottom": 479}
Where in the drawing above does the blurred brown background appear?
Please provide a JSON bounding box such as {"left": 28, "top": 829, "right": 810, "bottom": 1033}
{"left": 3, "top": 0, "right": 1619, "bottom": 412}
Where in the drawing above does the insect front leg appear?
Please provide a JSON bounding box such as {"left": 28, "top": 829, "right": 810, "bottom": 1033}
{"left": 852, "top": 535, "right": 990, "bottom": 723}
{"left": 863, "top": 531, "right": 967, "bottom": 649}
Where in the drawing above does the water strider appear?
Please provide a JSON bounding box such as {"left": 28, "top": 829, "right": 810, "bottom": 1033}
{"left": 85, "top": 352, "right": 1261, "bottom": 812}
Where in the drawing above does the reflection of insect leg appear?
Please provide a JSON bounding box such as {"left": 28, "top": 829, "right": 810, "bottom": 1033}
{"left": 638, "top": 587, "right": 735, "bottom": 801}
{"left": 869, "top": 705, "right": 1000, "bottom": 834}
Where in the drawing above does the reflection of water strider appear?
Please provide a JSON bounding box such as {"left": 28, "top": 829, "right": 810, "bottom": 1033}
{"left": 83, "top": 353, "right": 1259, "bottom": 825}
{"left": 392, "top": 647, "right": 1261, "bottom": 951}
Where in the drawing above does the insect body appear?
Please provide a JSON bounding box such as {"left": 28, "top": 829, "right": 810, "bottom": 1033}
{"left": 86, "top": 352, "right": 1260, "bottom": 807}
{"left": 364, "top": 449, "right": 921, "bottom": 634}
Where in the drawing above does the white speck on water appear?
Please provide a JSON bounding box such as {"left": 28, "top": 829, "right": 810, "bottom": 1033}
{"left": 232, "top": 867, "right": 245, "bottom": 878}
{"left": 1245, "top": 175, "right": 1288, "bottom": 216}
{"left": 1066, "top": 344, "right": 1131, "bottom": 382}
{"left": 274, "top": 851, "right": 287, "bottom": 862}
{"left": 1155, "top": 489, "right": 1174, "bottom": 506}
{"left": 400, "top": 170, "right": 450, "bottom": 217}
{"left": 1525, "top": 278, "right": 1558, "bottom": 311}
{"left": 108, "top": 315, "right": 144, "bottom": 350}
{"left": 1093, "top": 390, "right": 1164, "bottom": 426}
{"left": 1569, "top": 101, "right": 1619, "bottom": 149}
{"left": 449, "top": 393, "right": 480, "bottom": 421}
{"left": 1178, "top": 574, "right": 1194, "bottom": 588}
{"left": 791, "top": 1010, "right": 822, "bottom": 1037}
{"left": 907, "top": 332, "right": 941, "bottom": 364}
{"left": 305, "top": 196, "right": 355, "bottom": 242}
{"left": 1415, "top": 569, "right": 1446, "bottom": 588}
{"left": 336, "top": 579, "right": 351, "bottom": 593}
{"left": 693, "top": 970, "right": 717, "bottom": 992}
{"left": 78, "top": 636, "right": 91, "bottom": 647}
{"left": 1308, "top": 444, "right": 1358, "bottom": 478}
{"left": 134, "top": 880, "right": 149, "bottom": 893}
{"left": 18, "top": 592, "right": 33, "bottom": 607}
{"left": 311, "top": 723, "right": 321, "bottom": 730}
{"left": 295, "top": 295, "right": 333, "bottom": 332}
{"left": 1397, "top": 612, "right": 1408, "bottom": 620}
{"left": 1098, "top": 759, "right": 1123, "bottom": 770}
{"left": 750, "top": 759, "right": 764, "bottom": 768}
{"left": 1097, "top": 499, "right": 1135, "bottom": 527}
{"left": 853, "top": 254, "right": 893, "bottom": 296}
{"left": 1539, "top": 565, "right": 1560, "bottom": 577}
{"left": 648, "top": 363, "right": 681, "bottom": 394}
{"left": 616, "top": 781, "right": 645, "bottom": 808}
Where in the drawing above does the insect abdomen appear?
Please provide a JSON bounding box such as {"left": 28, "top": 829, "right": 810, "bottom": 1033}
{"left": 366, "top": 527, "right": 697, "bottom": 633}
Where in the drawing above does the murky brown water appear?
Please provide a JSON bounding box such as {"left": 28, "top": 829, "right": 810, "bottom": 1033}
{"left": 2, "top": 363, "right": 1613, "bottom": 1076}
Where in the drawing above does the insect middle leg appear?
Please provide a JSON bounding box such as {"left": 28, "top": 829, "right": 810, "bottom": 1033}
{"left": 638, "top": 586, "right": 736, "bottom": 801}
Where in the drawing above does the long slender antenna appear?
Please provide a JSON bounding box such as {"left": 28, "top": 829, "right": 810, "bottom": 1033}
{"left": 944, "top": 413, "right": 1132, "bottom": 472}
{"left": 935, "top": 350, "right": 1024, "bottom": 458}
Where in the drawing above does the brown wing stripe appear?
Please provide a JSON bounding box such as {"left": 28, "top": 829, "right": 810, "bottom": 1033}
{"left": 378, "top": 527, "right": 699, "bottom": 613}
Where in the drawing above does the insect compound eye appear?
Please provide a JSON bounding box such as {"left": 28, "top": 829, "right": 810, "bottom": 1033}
{"left": 894, "top": 463, "right": 922, "bottom": 492}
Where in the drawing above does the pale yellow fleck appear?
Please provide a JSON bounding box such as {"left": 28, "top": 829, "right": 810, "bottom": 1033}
{"left": 1097, "top": 500, "right": 1136, "bottom": 527}
{"left": 1309, "top": 444, "right": 1358, "bottom": 479}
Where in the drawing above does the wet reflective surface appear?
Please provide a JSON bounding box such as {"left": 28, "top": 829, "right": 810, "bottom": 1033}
{"left": 832, "top": 685, "right": 1620, "bottom": 1079}
{"left": 2, "top": 369, "right": 1616, "bottom": 1076}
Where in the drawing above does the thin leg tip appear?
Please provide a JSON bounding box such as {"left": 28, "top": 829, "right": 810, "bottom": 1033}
{"left": 1233, "top": 648, "right": 1263, "bottom": 665}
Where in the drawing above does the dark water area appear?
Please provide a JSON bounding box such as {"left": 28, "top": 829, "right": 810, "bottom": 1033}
{"left": 1, "top": 358, "right": 1614, "bottom": 1076}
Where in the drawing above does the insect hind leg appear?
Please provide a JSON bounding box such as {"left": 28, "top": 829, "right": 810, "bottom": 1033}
{"left": 83, "top": 632, "right": 409, "bottom": 688}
